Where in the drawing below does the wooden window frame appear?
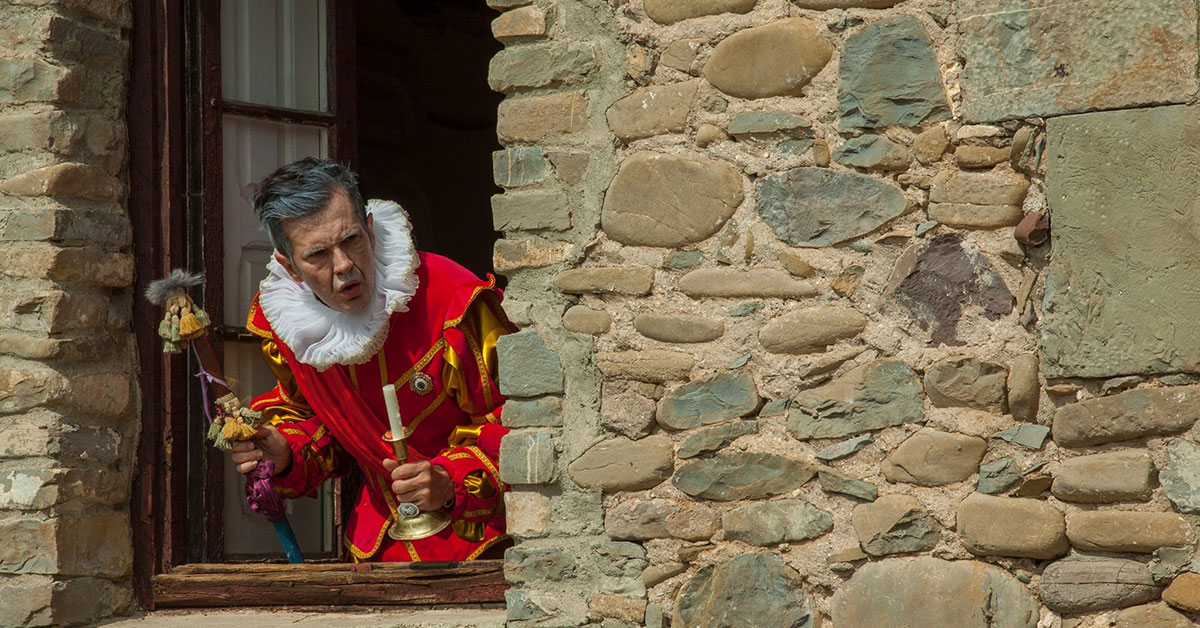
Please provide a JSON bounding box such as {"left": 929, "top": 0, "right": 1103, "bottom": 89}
{"left": 129, "top": 0, "right": 505, "bottom": 611}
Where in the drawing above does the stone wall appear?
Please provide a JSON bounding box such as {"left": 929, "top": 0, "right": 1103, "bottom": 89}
{"left": 0, "top": 1, "right": 136, "bottom": 626}
{"left": 490, "top": 1, "right": 1200, "bottom": 627}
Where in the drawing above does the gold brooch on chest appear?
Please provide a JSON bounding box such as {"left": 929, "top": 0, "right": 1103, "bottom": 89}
{"left": 410, "top": 373, "right": 434, "bottom": 395}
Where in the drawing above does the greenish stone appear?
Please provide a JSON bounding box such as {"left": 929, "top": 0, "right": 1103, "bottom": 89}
{"left": 592, "top": 541, "right": 647, "bottom": 580}
{"left": 722, "top": 501, "right": 833, "bottom": 546}
{"left": 730, "top": 301, "right": 763, "bottom": 317}
{"left": 992, "top": 425, "right": 1050, "bottom": 450}
{"left": 728, "top": 352, "right": 751, "bottom": 369}
{"left": 657, "top": 371, "right": 758, "bottom": 431}
{"left": 957, "top": 0, "right": 1196, "bottom": 122}
{"left": 672, "top": 452, "right": 816, "bottom": 500}
{"left": 1150, "top": 546, "right": 1193, "bottom": 583}
{"left": 492, "top": 148, "right": 550, "bottom": 188}
{"left": 833, "top": 135, "right": 911, "bottom": 170}
{"left": 1043, "top": 105, "right": 1200, "bottom": 377}
{"left": 852, "top": 494, "right": 938, "bottom": 556}
{"left": 759, "top": 397, "right": 789, "bottom": 417}
{"left": 498, "top": 432, "right": 556, "bottom": 485}
{"left": 1161, "top": 438, "right": 1200, "bottom": 514}
{"left": 674, "top": 554, "right": 816, "bottom": 628}
{"left": 497, "top": 330, "right": 564, "bottom": 397}
{"left": 664, "top": 250, "right": 703, "bottom": 268}
{"left": 839, "top": 15, "right": 949, "bottom": 130}
{"left": 815, "top": 434, "right": 873, "bottom": 462}
{"left": 773, "top": 139, "right": 814, "bottom": 157}
{"left": 677, "top": 421, "right": 758, "bottom": 459}
{"left": 915, "top": 220, "right": 938, "bottom": 236}
{"left": 728, "top": 111, "right": 811, "bottom": 137}
{"left": 977, "top": 458, "right": 1021, "bottom": 494}
{"left": 756, "top": 168, "right": 907, "bottom": 247}
{"left": 819, "top": 469, "right": 877, "bottom": 501}
{"left": 488, "top": 42, "right": 596, "bottom": 93}
{"left": 847, "top": 240, "right": 872, "bottom": 253}
{"left": 788, "top": 360, "right": 924, "bottom": 440}
{"left": 505, "top": 590, "right": 549, "bottom": 622}
{"left": 1162, "top": 374, "right": 1200, "bottom": 386}
{"left": 503, "top": 397, "right": 563, "bottom": 428}
{"left": 504, "top": 546, "right": 577, "bottom": 582}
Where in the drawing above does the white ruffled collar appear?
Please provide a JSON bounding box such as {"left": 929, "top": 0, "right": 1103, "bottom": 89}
{"left": 258, "top": 199, "right": 420, "bottom": 371}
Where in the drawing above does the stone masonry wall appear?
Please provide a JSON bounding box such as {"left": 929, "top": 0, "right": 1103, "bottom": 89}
{"left": 490, "top": 1, "right": 1200, "bottom": 627}
{"left": 0, "top": 1, "right": 136, "bottom": 626}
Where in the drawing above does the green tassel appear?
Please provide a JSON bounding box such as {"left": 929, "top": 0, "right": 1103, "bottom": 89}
{"left": 207, "top": 420, "right": 223, "bottom": 444}
{"left": 213, "top": 430, "right": 232, "bottom": 451}
{"left": 239, "top": 408, "right": 263, "bottom": 427}
{"left": 194, "top": 307, "right": 211, "bottom": 328}
{"left": 157, "top": 317, "right": 172, "bottom": 340}
{"left": 162, "top": 340, "right": 181, "bottom": 354}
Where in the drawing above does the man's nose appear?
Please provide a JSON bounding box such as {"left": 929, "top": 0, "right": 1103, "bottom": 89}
{"left": 331, "top": 247, "right": 354, "bottom": 275}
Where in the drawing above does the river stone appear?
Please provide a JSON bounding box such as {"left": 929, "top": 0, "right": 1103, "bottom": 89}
{"left": 928, "top": 203, "right": 1024, "bottom": 229}
{"left": 816, "top": 433, "right": 873, "bottom": 462}
{"left": 678, "top": 268, "right": 816, "bottom": 299}
{"left": 677, "top": 421, "right": 758, "bottom": 459}
{"left": 568, "top": 434, "right": 674, "bottom": 492}
{"left": 602, "top": 152, "right": 743, "bottom": 247}
{"left": 607, "top": 80, "right": 700, "bottom": 142}
{"left": 604, "top": 498, "right": 719, "bottom": 542}
{"left": 1163, "top": 573, "right": 1200, "bottom": 613}
{"left": 673, "top": 553, "right": 816, "bottom": 628}
{"left": 1066, "top": 511, "right": 1192, "bottom": 554}
{"left": 839, "top": 15, "right": 949, "bottom": 130}
{"left": 644, "top": 0, "right": 756, "bottom": 24}
{"left": 833, "top": 557, "right": 1039, "bottom": 628}
{"left": 656, "top": 371, "right": 758, "bottom": 431}
{"left": 756, "top": 167, "right": 907, "bottom": 247}
{"left": 1052, "top": 450, "right": 1155, "bottom": 503}
{"left": 924, "top": 356, "right": 1008, "bottom": 410}
{"left": 1162, "top": 439, "right": 1200, "bottom": 513}
{"left": 819, "top": 469, "right": 877, "bottom": 501}
{"left": 703, "top": 18, "right": 832, "bottom": 100}
{"left": 600, "top": 385, "right": 655, "bottom": 440}
{"left": 881, "top": 428, "right": 987, "bottom": 486}
{"left": 554, "top": 266, "right": 654, "bottom": 295}
{"left": 833, "top": 135, "right": 911, "bottom": 171}
{"left": 722, "top": 500, "right": 833, "bottom": 546}
{"left": 913, "top": 124, "right": 950, "bottom": 165}
{"left": 957, "top": 493, "right": 1068, "bottom": 559}
{"left": 759, "top": 306, "right": 867, "bottom": 355}
{"left": 562, "top": 305, "right": 611, "bottom": 335}
{"left": 1051, "top": 385, "right": 1200, "bottom": 447}
{"left": 1040, "top": 556, "right": 1161, "bottom": 614}
{"left": 1113, "top": 603, "right": 1193, "bottom": 628}
{"left": 597, "top": 350, "right": 695, "bottom": 382}
{"left": 1007, "top": 354, "right": 1039, "bottom": 421}
{"left": 672, "top": 452, "right": 816, "bottom": 501}
{"left": 497, "top": 330, "right": 564, "bottom": 397}
{"left": 977, "top": 458, "right": 1021, "bottom": 494}
{"left": 728, "top": 111, "right": 811, "bottom": 138}
{"left": 1043, "top": 106, "right": 1200, "bottom": 378}
{"left": 883, "top": 233, "right": 1014, "bottom": 346}
{"left": 796, "top": 0, "right": 902, "bottom": 6}
{"left": 957, "top": 0, "right": 1197, "bottom": 122}
{"left": 930, "top": 168, "right": 1030, "bottom": 206}
{"left": 789, "top": 359, "right": 924, "bottom": 440}
{"left": 634, "top": 313, "right": 724, "bottom": 343}
{"left": 852, "top": 494, "right": 938, "bottom": 556}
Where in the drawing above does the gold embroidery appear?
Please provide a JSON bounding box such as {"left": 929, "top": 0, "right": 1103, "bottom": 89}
{"left": 463, "top": 327, "right": 494, "bottom": 410}
{"left": 404, "top": 388, "right": 448, "bottom": 437}
{"left": 465, "top": 533, "right": 509, "bottom": 561}
{"left": 393, "top": 338, "right": 447, "bottom": 391}
{"left": 245, "top": 295, "right": 272, "bottom": 339}
{"left": 442, "top": 278, "right": 497, "bottom": 330}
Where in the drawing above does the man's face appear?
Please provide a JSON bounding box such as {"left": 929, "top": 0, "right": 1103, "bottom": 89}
{"left": 274, "top": 189, "right": 376, "bottom": 313}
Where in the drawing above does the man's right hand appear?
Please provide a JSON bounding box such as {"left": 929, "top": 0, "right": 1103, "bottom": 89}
{"left": 230, "top": 424, "right": 291, "bottom": 476}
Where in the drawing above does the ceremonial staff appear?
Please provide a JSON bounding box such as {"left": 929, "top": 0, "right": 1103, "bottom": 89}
{"left": 144, "top": 270, "right": 303, "bottom": 564}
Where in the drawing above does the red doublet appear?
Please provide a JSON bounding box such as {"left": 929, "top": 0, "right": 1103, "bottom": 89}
{"left": 246, "top": 252, "right": 514, "bottom": 561}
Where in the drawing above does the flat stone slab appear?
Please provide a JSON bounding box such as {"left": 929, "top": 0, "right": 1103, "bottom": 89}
{"left": 644, "top": 0, "right": 756, "bottom": 24}
{"left": 1051, "top": 385, "right": 1200, "bottom": 447}
{"left": 1052, "top": 450, "right": 1156, "bottom": 503}
{"left": 833, "top": 557, "right": 1039, "bottom": 628}
{"left": 957, "top": 0, "right": 1197, "bottom": 122}
{"left": 957, "top": 493, "right": 1068, "bottom": 559}
{"left": 839, "top": 15, "right": 949, "bottom": 130}
{"left": 1040, "top": 556, "right": 1161, "bottom": 614}
{"left": 992, "top": 425, "right": 1050, "bottom": 450}
{"left": 674, "top": 553, "right": 816, "bottom": 628}
{"left": 568, "top": 434, "right": 674, "bottom": 492}
{"left": 604, "top": 498, "right": 719, "bottom": 542}
{"left": 977, "top": 458, "right": 1021, "bottom": 494}
{"left": 756, "top": 167, "right": 907, "bottom": 247}
{"left": 1161, "top": 438, "right": 1200, "bottom": 513}
{"left": 676, "top": 420, "right": 758, "bottom": 458}
{"left": 672, "top": 452, "right": 816, "bottom": 501}
{"left": 852, "top": 494, "right": 939, "bottom": 556}
{"left": 924, "top": 356, "right": 1008, "bottom": 410}
{"left": 722, "top": 500, "right": 833, "bottom": 546}
{"left": 789, "top": 359, "right": 924, "bottom": 440}
{"left": 1043, "top": 105, "right": 1200, "bottom": 377}
{"left": 815, "top": 433, "right": 873, "bottom": 462}
{"left": 1066, "top": 511, "right": 1192, "bottom": 554}
{"left": 656, "top": 371, "right": 758, "bottom": 431}
{"left": 819, "top": 469, "right": 877, "bottom": 501}
{"left": 99, "top": 609, "right": 507, "bottom": 628}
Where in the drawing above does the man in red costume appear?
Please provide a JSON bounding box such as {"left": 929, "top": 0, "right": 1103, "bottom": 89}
{"left": 229, "top": 157, "right": 513, "bottom": 562}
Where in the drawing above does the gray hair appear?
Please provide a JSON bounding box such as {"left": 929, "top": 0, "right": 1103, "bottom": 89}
{"left": 252, "top": 157, "right": 367, "bottom": 260}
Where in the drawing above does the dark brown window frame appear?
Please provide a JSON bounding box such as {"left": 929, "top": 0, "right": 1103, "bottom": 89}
{"left": 130, "top": 0, "right": 504, "bottom": 610}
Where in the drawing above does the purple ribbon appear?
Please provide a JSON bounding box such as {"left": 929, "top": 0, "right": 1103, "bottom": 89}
{"left": 191, "top": 344, "right": 231, "bottom": 423}
{"left": 246, "top": 459, "right": 287, "bottom": 522}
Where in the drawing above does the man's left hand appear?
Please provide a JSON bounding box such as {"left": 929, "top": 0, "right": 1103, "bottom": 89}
{"left": 382, "top": 458, "right": 454, "bottom": 511}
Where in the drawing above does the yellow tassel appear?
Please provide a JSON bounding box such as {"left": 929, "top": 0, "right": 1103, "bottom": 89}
{"left": 221, "top": 417, "right": 257, "bottom": 442}
{"left": 179, "top": 312, "right": 205, "bottom": 339}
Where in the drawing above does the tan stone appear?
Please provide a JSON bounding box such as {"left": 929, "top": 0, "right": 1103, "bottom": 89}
{"left": 851, "top": 494, "right": 938, "bottom": 556}
{"left": 493, "top": 238, "right": 572, "bottom": 273}
{"left": 1052, "top": 385, "right": 1200, "bottom": 447}
{"left": 547, "top": 151, "right": 589, "bottom": 185}
{"left": 588, "top": 594, "right": 646, "bottom": 622}
{"left": 604, "top": 498, "right": 719, "bottom": 541}
{"left": 554, "top": 267, "right": 654, "bottom": 295}
{"left": 794, "top": 0, "right": 902, "bottom": 6}
{"left": 703, "top": 18, "right": 832, "bottom": 99}
{"left": 913, "top": 124, "right": 950, "bottom": 165}
{"left": 929, "top": 168, "right": 1030, "bottom": 206}
{"left": 812, "top": 138, "right": 831, "bottom": 166}
{"left": 491, "top": 5, "right": 547, "bottom": 43}
{"left": 1067, "top": 511, "right": 1192, "bottom": 553}
{"left": 597, "top": 350, "right": 695, "bottom": 383}
{"left": 568, "top": 434, "right": 674, "bottom": 491}
{"left": 0, "top": 162, "right": 120, "bottom": 200}
{"left": 661, "top": 39, "right": 704, "bottom": 73}
{"left": 487, "top": 0, "right": 533, "bottom": 8}
{"left": 1007, "top": 353, "right": 1039, "bottom": 421}
{"left": 505, "top": 491, "right": 550, "bottom": 537}
{"left": 644, "top": 0, "right": 756, "bottom": 24}
{"left": 1113, "top": 602, "right": 1193, "bottom": 628}
{"left": 602, "top": 152, "right": 743, "bottom": 247}
{"left": 497, "top": 91, "right": 587, "bottom": 143}
{"left": 928, "top": 203, "right": 1024, "bottom": 229}
{"left": 1163, "top": 573, "right": 1200, "bottom": 613}
{"left": 956, "top": 493, "right": 1068, "bottom": 559}
{"left": 634, "top": 313, "right": 724, "bottom": 343}
{"left": 679, "top": 268, "right": 817, "bottom": 299}
{"left": 955, "top": 145, "right": 1011, "bottom": 169}
{"left": 881, "top": 428, "right": 987, "bottom": 486}
{"left": 1052, "top": 450, "right": 1156, "bottom": 503}
{"left": 0, "top": 244, "right": 135, "bottom": 287}
{"left": 759, "top": 306, "right": 867, "bottom": 354}
{"left": 491, "top": 190, "right": 570, "bottom": 232}
{"left": 644, "top": 562, "right": 687, "bottom": 587}
{"left": 607, "top": 80, "right": 699, "bottom": 142}
{"left": 0, "top": 56, "right": 79, "bottom": 105}
{"left": 562, "top": 306, "right": 611, "bottom": 335}
{"left": 777, "top": 250, "right": 816, "bottom": 278}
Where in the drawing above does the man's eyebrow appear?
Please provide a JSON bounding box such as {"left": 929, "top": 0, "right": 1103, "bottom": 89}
{"left": 341, "top": 226, "right": 362, "bottom": 240}
{"left": 300, "top": 244, "right": 327, "bottom": 259}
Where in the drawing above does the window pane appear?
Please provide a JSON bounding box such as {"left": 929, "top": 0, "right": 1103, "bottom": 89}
{"left": 221, "top": 0, "right": 328, "bottom": 112}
